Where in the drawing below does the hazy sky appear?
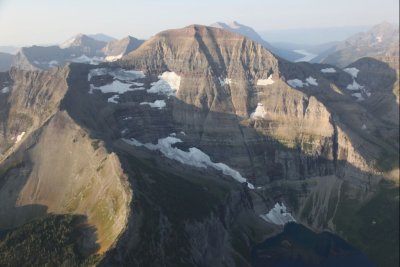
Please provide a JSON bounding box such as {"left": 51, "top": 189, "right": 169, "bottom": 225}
{"left": 0, "top": 0, "right": 398, "bottom": 46}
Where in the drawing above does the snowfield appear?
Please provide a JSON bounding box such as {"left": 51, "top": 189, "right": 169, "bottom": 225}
{"left": 347, "top": 80, "right": 364, "bottom": 91}
{"left": 70, "top": 55, "right": 103, "bottom": 65}
{"left": 320, "top": 68, "right": 337, "bottom": 73}
{"left": 15, "top": 132, "right": 26, "bottom": 144}
{"left": 305, "top": 76, "right": 318, "bottom": 86}
{"left": 344, "top": 67, "right": 360, "bottom": 78}
{"left": 90, "top": 80, "right": 136, "bottom": 94}
{"left": 107, "top": 95, "right": 120, "bottom": 103}
{"left": 287, "top": 77, "right": 318, "bottom": 88}
{"left": 260, "top": 203, "right": 296, "bottom": 225}
{"left": 251, "top": 103, "right": 267, "bottom": 119}
{"left": 105, "top": 54, "right": 123, "bottom": 62}
{"left": 123, "top": 135, "right": 254, "bottom": 189}
{"left": 1, "top": 87, "right": 10, "bottom": 93}
{"left": 140, "top": 100, "right": 166, "bottom": 109}
{"left": 257, "top": 75, "right": 274, "bottom": 86}
{"left": 148, "top": 72, "right": 181, "bottom": 97}
{"left": 287, "top": 79, "right": 306, "bottom": 88}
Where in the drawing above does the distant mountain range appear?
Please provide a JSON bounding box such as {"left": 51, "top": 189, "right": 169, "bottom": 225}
{"left": 210, "top": 21, "right": 304, "bottom": 61}
{"left": 10, "top": 34, "right": 144, "bottom": 71}
{"left": 313, "top": 21, "right": 399, "bottom": 67}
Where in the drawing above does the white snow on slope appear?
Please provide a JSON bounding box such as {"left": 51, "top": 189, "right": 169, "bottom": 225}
{"left": 320, "top": 68, "right": 336, "bottom": 73}
{"left": 88, "top": 68, "right": 145, "bottom": 82}
{"left": 251, "top": 103, "right": 267, "bottom": 119}
{"left": 111, "top": 69, "right": 145, "bottom": 81}
{"left": 48, "top": 60, "right": 59, "bottom": 67}
{"left": 294, "top": 49, "right": 317, "bottom": 62}
{"left": 288, "top": 77, "right": 319, "bottom": 88}
{"left": 90, "top": 80, "right": 136, "bottom": 94}
{"left": 259, "top": 202, "right": 296, "bottom": 225}
{"left": 219, "top": 77, "right": 232, "bottom": 86}
{"left": 306, "top": 76, "right": 318, "bottom": 86}
{"left": 15, "top": 132, "right": 25, "bottom": 144}
{"left": 344, "top": 67, "right": 359, "bottom": 78}
{"left": 148, "top": 72, "right": 181, "bottom": 97}
{"left": 257, "top": 75, "right": 274, "bottom": 86}
{"left": 105, "top": 54, "right": 123, "bottom": 62}
{"left": 1, "top": 87, "right": 10, "bottom": 93}
{"left": 70, "top": 55, "right": 100, "bottom": 64}
{"left": 88, "top": 68, "right": 108, "bottom": 81}
{"left": 287, "top": 79, "right": 305, "bottom": 88}
{"left": 351, "top": 93, "right": 365, "bottom": 101}
{"left": 108, "top": 95, "right": 120, "bottom": 103}
{"left": 123, "top": 136, "right": 254, "bottom": 189}
{"left": 140, "top": 100, "right": 166, "bottom": 109}
{"left": 347, "top": 80, "right": 364, "bottom": 90}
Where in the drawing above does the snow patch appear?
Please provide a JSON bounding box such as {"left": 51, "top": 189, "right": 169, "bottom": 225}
{"left": 123, "top": 136, "right": 254, "bottom": 189}
{"left": 257, "top": 75, "right": 274, "bottom": 86}
{"left": 351, "top": 93, "right": 365, "bottom": 101}
{"left": 15, "top": 132, "right": 25, "bottom": 143}
{"left": 108, "top": 95, "right": 120, "bottom": 103}
{"left": 219, "top": 77, "right": 232, "bottom": 86}
{"left": 90, "top": 80, "right": 136, "bottom": 94}
{"left": 147, "top": 72, "right": 181, "bottom": 97}
{"left": 346, "top": 80, "right": 364, "bottom": 91}
{"left": 260, "top": 203, "right": 296, "bottom": 225}
{"left": 88, "top": 68, "right": 108, "bottom": 81}
{"left": 305, "top": 76, "right": 318, "bottom": 86}
{"left": 111, "top": 69, "right": 145, "bottom": 81}
{"left": 251, "top": 103, "right": 267, "bottom": 119}
{"left": 321, "top": 68, "right": 336, "bottom": 73}
{"left": 70, "top": 55, "right": 103, "bottom": 65}
{"left": 48, "top": 60, "right": 59, "bottom": 67}
{"left": 1, "top": 87, "right": 10, "bottom": 93}
{"left": 140, "top": 100, "right": 166, "bottom": 109}
{"left": 287, "top": 79, "right": 305, "bottom": 88}
{"left": 105, "top": 54, "right": 123, "bottom": 62}
{"left": 344, "top": 67, "right": 360, "bottom": 78}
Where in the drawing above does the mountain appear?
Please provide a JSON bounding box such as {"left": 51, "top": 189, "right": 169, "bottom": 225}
{"left": 260, "top": 25, "right": 372, "bottom": 45}
{"left": 0, "top": 25, "right": 398, "bottom": 267}
{"left": 210, "top": 21, "right": 304, "bottom": 61}
{"left": 88, "top": 33, "right": 117, "bottom": 43}
{"left": 315, "top": 21, "right": 400, "bottom": 67}
{"left": 59, "top": 33, "right": 107, "bottom": 52}
{"left": 0, "top": 53, "right": 14, "bottom": 72}
{"left": 102, "top": 36, "right": 144, "bottom": 62}
{"left": 11, "top": 34, "right": 144, "bottom": 70}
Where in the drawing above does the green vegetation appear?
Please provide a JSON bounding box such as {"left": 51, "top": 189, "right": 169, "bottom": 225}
{"left": 333, "top": 180, "right": 399, "bottom": 267}
{"left": 0, "top": 214, "right": 100, "bottom": 267}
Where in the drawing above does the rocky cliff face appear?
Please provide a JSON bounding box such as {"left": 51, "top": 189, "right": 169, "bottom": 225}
{"left": 1, "top": 25, "right": 398, "bottom": 266}
{"left": 102, "top": 36, "right": 144, "bottom": 62}
{"left": 0, "top": 67, "right": 132, "bottom": 254}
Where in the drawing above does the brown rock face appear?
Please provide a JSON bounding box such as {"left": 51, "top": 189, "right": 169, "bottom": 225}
{"left": 0, "top": 67, "right": 132, "bottom": 254}
{"left": 1, "top": 25, "right": 398, "bottom": 266}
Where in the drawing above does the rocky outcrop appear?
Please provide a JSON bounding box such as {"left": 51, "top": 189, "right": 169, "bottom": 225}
{"left": 103, "top": 36, "right": 144, "bottom": 62}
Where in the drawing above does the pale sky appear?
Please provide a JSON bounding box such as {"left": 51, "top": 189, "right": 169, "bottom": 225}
{"left": 0, "top": 0, "right": 398, "bottom": 46}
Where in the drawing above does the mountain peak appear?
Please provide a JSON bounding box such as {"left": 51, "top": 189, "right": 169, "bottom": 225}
{"left": 59, "top": 33, "right": 106, "bottom": 49}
